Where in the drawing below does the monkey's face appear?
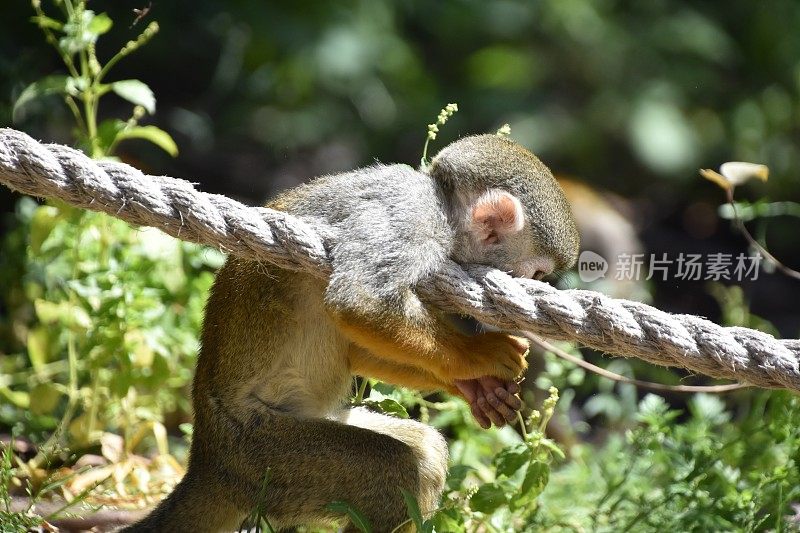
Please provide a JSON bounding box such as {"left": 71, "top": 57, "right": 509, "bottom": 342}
{"left": 450, "top": 187, "right": 568, "bottom": 280}
{"left": 431, "top": 134, "right": 580, "bottom": 279}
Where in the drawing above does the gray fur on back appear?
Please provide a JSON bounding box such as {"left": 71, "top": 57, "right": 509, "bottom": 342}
{"left": 273, "top": 164, "right": 453, "bottom": 316}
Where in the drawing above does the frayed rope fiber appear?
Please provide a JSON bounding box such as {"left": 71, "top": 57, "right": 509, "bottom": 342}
{"left": 1, "top": 128, "right": 798, "bottom": 392}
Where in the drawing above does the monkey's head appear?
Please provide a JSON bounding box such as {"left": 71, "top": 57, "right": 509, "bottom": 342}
{"left": 429, "top": 134, "right": 579, "bottom": 279}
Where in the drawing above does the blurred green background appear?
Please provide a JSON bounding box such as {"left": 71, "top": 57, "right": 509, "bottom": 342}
{"left": 2, "top": 0, "right": 799, "bottom": 327}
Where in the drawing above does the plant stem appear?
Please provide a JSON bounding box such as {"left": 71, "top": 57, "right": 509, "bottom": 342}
{"left": 96, "top": 50, "right": 125, "bottom": 85}
{"left": 63, "top": 95, "right": 87, "bottom": 136}
{"left": 354, "top": 378, "right": 369, "bottom": 404}
{"left": 726, "top": 188, "right": 800, "bottom": 280}
{"left": 517, "top": 411, "right": 529, "bottom": 441}
{"left": 421, "top": 137, "right": 431, "bottom": 168}
{"left": 33, "top": 0, "right": 80, "bottom": 78}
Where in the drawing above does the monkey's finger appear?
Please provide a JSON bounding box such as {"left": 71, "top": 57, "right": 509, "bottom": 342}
{"left": 485, "top": 392, "right": 518, "bottom": 423}
{"left": 475, "top": 378, "right": 518, "bottom": 414}
{"left": 469, "top": 402, "right": 492, "bottom": 429}
{"left": 477, "top": 397, "right": 506, "bottom": 427}
{"left": 453, "top": 379, "right": 480, "bottom": 403}
{"left": 477, "top": 378, "right": 519, "bottom": 410}
{"left": 505, "top": 381, "right": 520, "bottom": 394}
{"left": 476, "top": 376, "right": 504, "bottom": 393}
{"left": 494, "top": 387, "right": 522, "bottom": 410}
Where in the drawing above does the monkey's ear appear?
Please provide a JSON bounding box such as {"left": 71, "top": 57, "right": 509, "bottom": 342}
{"left": 470, "top": 189, "right": 524, "bottom": 245}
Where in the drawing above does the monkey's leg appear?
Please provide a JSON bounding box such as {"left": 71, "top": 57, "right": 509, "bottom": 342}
{"left": 233, "top": 407, "right": 447, "bottom": 532}
{"left": 125, "top": 403, "right": 447, "bottom": 533}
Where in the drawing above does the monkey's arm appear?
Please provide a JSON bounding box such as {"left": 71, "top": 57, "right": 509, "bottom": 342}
{"left": 348, "top": 344, "right": 458, "bottom": 394}
{"left": 320, "top": 174, "right": 528, "bottom": 383}
{"left": 348, "top": 344, "right": 523, "bottom": 428}
{"left": 332, "top": 307, "right": 527, "bottom": 384}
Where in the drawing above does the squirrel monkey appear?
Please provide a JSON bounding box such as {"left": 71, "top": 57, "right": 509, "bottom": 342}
{"left": 123, "top": 134, "right": 579, "bottom": 532}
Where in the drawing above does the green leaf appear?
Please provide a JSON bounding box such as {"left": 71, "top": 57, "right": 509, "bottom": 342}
{"left": 446, "top": 464, "right": 474, "bottom": 491}
{"left": 27, "top": 326, "right": 51, "bottom": 372}
{"left": 470, "top": 482, "right": 508, "bottom": 513}
{"left": 30, "top": 383, "right": 63, "bottom": 415}
{"left": 326, "top": 501, "right": 373, "bottom": 533}
{"left": 539, "top": 438, "right": 566, "bottom": 460}
{"left": 116, "top": 126, "right": 179, "bottom": 156}
{"left": 689, "top": 393, "right": 729, "bottom": 425}
{"left": 29, "top": 205, "right": 61, "bottom": 254}
{"left": 401, "top": 489, "right": 431, "bottom": 533}
{"left": 112, "top": 80, "right": 156, "bottom": 114}
{"left": 88, "top": 12, "right": 113, "bottom": 35}
{"left": 96, "top": 119, "right": 126, "bottom": 155}
{"left": 494, "top": 444, "right": 532, "bottom": 477}
{"left": 361, "top": 398, "right": 409, "bottom": 419}
{"left": 34, "top": 299, "right": 63, "bottom": 323}
{"left": 430, "top": 508, "right": 464, "bottom": 532}
{"left": 0, "top": 386, "right": 30, "bottom": 409}
{"left": 13, "top": 76, "right": 69, "bottom": 122}
{"left": 520, "top": 461, "right": 549, "bottom": 501}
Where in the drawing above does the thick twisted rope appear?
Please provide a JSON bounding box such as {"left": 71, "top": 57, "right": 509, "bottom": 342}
{"left": 1, "top": 128, "right": 798, "bottom": 392}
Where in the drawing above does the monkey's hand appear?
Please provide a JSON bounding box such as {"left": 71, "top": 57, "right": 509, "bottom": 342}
{"left": 446, "top": 332, "right": 529, "bottom": 382}
{"left": 454, "top": 377, "right": 522, "bottom": 429}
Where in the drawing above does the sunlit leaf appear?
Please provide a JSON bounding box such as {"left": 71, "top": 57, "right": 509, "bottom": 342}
{"left": 689, "top": 393, "right": 730, "bottom": 425}
{"left": 34, "top": 299, "right": 62, "bottom": 323}
{"left": 152, "top": 421, "right": 169, "bottom": 456}
{"left": 362, "top": 398, "right": 409, "bottom": 419}
{"left": 27, "top": 326, "right": 51, "bottom": 372}
{"left": 0, "top": 386, "right": 30, "bottom": 409}
{"left": 431, "top": 508, "right": 463, "bottom": 531}
{"left": 112, "top": 80, "right": 156, "bottom": 114}
{"left": 88, "top": 12, "right": 113, "bottom": 35}
{"left": 116, "top": 125, "right": 178, "bottom": 156}
{"left": 100, "top": 432, "right": 124, "bottom": 463}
